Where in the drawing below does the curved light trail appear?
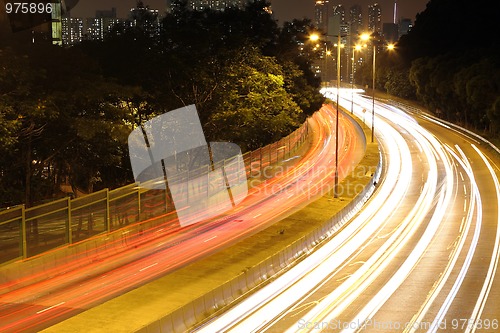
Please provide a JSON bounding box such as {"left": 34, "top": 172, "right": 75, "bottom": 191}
{"left": 196, "top": 88, "right": 500, "bottom": 333}
{"left": 0, "top": 106, "right": 365, "bottom": 332}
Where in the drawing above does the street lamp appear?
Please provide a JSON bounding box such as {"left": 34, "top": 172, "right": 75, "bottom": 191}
{"left": 333, "top": 34, "right": 344, "bottom": 198}
{"left": 359, "top": 33, "right": 376, "bottom": 143}
{"left": 309, "top": 33, "right": 320, "bottom": 42}
{"left": 360, "top": 33, "right": 394, "bottom": 143}
{"left": 309, "top": 33, "right": 344, "bottom": 198}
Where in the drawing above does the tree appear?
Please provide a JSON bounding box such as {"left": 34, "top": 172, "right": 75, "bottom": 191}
{"left": 0, "top": 47, "right": 57, "bottom": 206}
{"left": 1, "top": 0, "right": 328, "bottom": 207}
{"left": 206, "top": 48, "right": 302, "bottom": 151}
{"left": 384, "top": 68, "right": 415, "bottom": 100}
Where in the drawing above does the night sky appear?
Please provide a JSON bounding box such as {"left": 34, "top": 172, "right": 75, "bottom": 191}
{"left": 70, "top": 0, "right": 429, "bottom": 24}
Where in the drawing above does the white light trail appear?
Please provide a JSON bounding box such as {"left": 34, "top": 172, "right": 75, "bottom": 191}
{"left": 196, "top": 92, "right": 408, "bottom": 333}
{"left": 465, "top": 144, "right": 500, "bottom": 333}
{"left": 408, "top": 145, "right": 481, "bottom": 333}
{"left": 195, "top": 88, "right": 499, "bottom": 333}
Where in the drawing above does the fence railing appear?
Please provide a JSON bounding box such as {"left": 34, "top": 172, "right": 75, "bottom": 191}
{"left": 0, "top": 121, "right": 309, "bottom": 265}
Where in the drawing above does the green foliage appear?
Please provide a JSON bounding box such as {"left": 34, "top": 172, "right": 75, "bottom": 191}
{"left": 374, "top": 0, "right": 500, "bottom": 140}
{"left": 206, "top": 48, "right": 302, "bottom": 151}
{"left": 0, "top": 45, "right": 133, "bottom": 206}
{"left": 409, "top": 52, "right": 500, "bottom": 135}
{"left": 384, "top": 68, "right": 415, "bottom": 100}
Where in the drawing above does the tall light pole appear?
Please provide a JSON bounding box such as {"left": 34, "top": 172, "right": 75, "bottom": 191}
{"left": 371, "top": 41, "right": 376, "bottom": 143}
{"left": 334, "top": 33, "right": 341, "bottom": 198}
{"left": 309, "top": 33, "right": 344, "bottom": 198}
{"left": 360, "top": 33, "right": 376, "bottom": 143}
{"left": 360, "top": 33, "right": 394, "bottom": 143}
{"left": 351, "top": 44, "right": 363, "bottom": 114}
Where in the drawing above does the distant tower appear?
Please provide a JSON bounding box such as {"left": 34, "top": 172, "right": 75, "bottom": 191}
{"left": 187, "top": 0, "right": 249, "bottom": 11}
{"left": 393, "top": 0, "right": 398, "bottom": 24}
{"left": 330, "top": 4, "right": 345, "bottom": 38}
{"left": 314, "top": 0, "right": 330, "bottom": 33}
{"left": 51, "top": 1, "right": 63, "bottom": 45}
{"left": 332, "top": 4, "right": 345, "bottom": 25}
{"left": 349, "top": 4, "right": 363, "bottom": 35}
{"left": 368, "top": 3, "right": 382, "bottom": 33}
{"left": 87, "top": 8, "right": 121, "bottom": 41}
{"left": 382, "top": 0, "right": 399, "bottom": 43}
{"left": 61, "top": 17, "right": 83, "bottom": 45}
{"left": 399, "top": 17, "right": 412, "bottom": 38}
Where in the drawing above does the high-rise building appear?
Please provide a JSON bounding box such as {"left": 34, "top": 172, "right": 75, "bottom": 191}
{"left": 399, "top": 17, "right": 412, "bottom": 38}
{"left": 368, "top": 3, "right": 382, "bottom": 33}
{"left": 170, "top": 0, "right": 248, "bottom": 12}
{"left": 393, "top": 0, "right": 398, "bottom": 24}
{"left": 332, "top": 4, "right": 345, "bottom": 25}
{"left": 349, "top": 4, "right": 363, "bottom": 36}
{"left": 314, "top": 0, "right": 330, "bottom": 33}
{"left": 130, "top": 4, "right": 160, "bottom": 37}
{"left": 51, "top": 1, "right": 63, "bottom": 45}
{"left": 62, "top": 17, "right": 83, "bottom": 45}
{"left": 86, "top": 8, "right": 122, "bottom": 41}
{"left": 329, "top": 4, "right": 346, "bottom": 38}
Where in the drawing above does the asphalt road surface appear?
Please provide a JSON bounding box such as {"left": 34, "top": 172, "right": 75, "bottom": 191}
{"left": 196, "top": 89, "right": 500, "bottom": 333}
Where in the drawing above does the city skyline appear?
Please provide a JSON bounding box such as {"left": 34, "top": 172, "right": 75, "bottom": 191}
{"left": 69, "top": 0, "right": 429, "bottom": 24}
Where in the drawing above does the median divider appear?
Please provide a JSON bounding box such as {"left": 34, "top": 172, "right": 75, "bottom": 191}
{"left": 42, "top": 108, "right": 382, "bottom": 333}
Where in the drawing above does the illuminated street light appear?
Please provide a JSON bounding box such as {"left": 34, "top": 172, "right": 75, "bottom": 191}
{"left": 361, "top": 32, "right": 395, "bottom": 143}
{"left": 308, "top": 32, "right": 344, "bottom": 198}
{"left": 334, "top": 33, "right": 342, "bottom": 198}
{"left": 360, "top": 33, "right": 371, "bottom": 42}
{"left": 309, "top": 33, "right": 320, "bottom": 42}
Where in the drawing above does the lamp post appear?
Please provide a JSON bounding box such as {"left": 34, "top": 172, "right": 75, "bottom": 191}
{"left": 334, "top": 34, "right": 341, "bottom": 198}
{"left": 309, "top": 33, "right": 344, "bottom": 198}
{"left": 360, "top": 33, "right": 376, "bottom": 142}
{"left": 309, "top": 33, "right": 332, "bottom": 84}
{"left": 360, "top": 33, "right": 394, "bottom": 143}
{"left": 371, "top": 41, "right": 376, "bottom": 143}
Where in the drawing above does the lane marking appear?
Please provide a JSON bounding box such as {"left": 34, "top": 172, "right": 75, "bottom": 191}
{"left": 36, "top": 302, "right": 65, "bottom": 314}
{"left": 139, "top": 262, "right": 158, "bottom": 272}
{"left": 204, "top": 235, "right": 218, "bottom": 243}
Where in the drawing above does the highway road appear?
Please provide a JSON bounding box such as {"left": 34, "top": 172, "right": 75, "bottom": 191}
{"left": 196, "top": 89, "right": 500, "bottom": 333}
{"left": 0, "top": 105, "right": 365, "bottom": 332}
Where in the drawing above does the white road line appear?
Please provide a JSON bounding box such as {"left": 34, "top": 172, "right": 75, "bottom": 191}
{"left": 36, "top": 302, "right": 65, "bottom": 314}
{"left": 139, "top": 262, "right": 158, "bottom": 272}
{"left": 204, "top": 235, "right": 218, "bottom": 243}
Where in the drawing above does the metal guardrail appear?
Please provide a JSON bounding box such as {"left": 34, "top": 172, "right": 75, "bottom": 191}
{"left": 0, "top": 122, "right": 309, "bottom": 265}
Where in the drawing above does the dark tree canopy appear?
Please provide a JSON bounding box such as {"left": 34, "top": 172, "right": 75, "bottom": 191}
{"left": 0, "top": 1, "right": 324, "bottom": 207}
{"left": 374, "top": 0, "right": 500, "bottom": 140}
